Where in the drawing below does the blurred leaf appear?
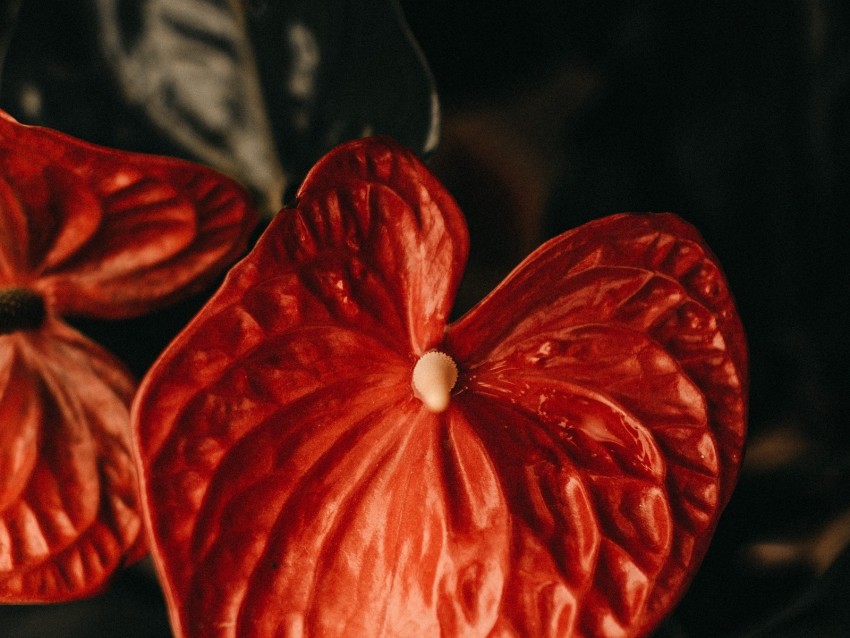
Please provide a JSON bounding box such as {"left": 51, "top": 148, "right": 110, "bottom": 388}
{"left": 94, "top": 0, "right": 287, "bottom": 214}
{"left": 244, "top": 0, "right": 440, "bottom": 181}
{"left": 0, "top": 1, "right": 22, "bottom": 79}
{"left": 737, "top": 542, "right": 850, "bottom": 638}
{"left": 0, "top": 0, "right": 438, "bottom": 216}
{"left": 0, "top": 1, "right": 158, "bottom": 153}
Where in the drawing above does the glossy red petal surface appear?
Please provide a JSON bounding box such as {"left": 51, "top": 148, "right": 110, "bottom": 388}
{"left": 290, "top": 135, "right": 469, "bottom": 353}
{"left": 0, "top": 173, "right": 29, "bottom": 284}
{"left": 446, "top": 213, "right": 747, "bottom": 636}
{"left": 133, "top": 140, "right": 746, "bottom": 638}
{"left": 133, "top": 137, "right": 470, "bottom": 636}
{"left": 0, "top": 319, "right": 142, "bottom": 601}
{"left": 0, "top": 109, "right": 258, "bottom": 318}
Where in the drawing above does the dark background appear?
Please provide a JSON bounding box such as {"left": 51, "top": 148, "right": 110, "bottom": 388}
{"left": 2, "top": 1, "right": 849, "bottom": 636}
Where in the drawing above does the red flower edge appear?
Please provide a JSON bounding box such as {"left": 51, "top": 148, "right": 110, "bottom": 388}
{"left": 132, "top": 136, "right": 747, "bottom": 637}
{"left": 0, "top": 110, "right": 259, "bottom": 602}
{"left": 0, "top": 110, "right": 259, "bottom": 319}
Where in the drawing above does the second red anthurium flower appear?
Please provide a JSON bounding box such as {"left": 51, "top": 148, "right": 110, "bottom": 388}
{"left": 0, "top": 110, "right": 258, "bottom": 602}
{"left": 132, "top": 137, "right": 747, "bottom": 637}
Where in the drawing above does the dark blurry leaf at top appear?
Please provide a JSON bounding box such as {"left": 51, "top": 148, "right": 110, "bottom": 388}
{"left": 0, "top": 0, "right": 439, "bottom": 216}
{"left": 243, "top": 0, "right": 440, "bottom": 182}
{"left": 95, "top": 0, "right": 287, "bottom": 214}
{"left": 0, "top": 1, "right": 22, "bottom": 78}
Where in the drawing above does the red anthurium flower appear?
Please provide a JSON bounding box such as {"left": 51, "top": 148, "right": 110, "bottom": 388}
{"left": 132, "top": 137, "right": 747, "bottom": 637}
{"left": 0, "top": 110, "right": 258, "bottom": 602}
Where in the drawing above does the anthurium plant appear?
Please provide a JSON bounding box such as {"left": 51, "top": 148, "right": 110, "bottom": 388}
{"left": 0, "top": 109, "right": 258, "bottom": 602}
{"left": 131, "top": 137, "right": 747, "bottom": 637}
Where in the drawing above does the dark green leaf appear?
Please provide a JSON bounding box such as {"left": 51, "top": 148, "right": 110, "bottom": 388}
{"left": 0, "top": 0, "right": 439, "bottom": 216}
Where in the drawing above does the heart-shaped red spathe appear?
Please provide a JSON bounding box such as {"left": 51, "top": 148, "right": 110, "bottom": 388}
{"left": 0, "top": 109, "right": 258, "bottom": 602}
{"left": 132, "top": 137, "right": 747, "bottom": 637}
{"left": 0, "top": 110, "right": 257, "bottom": 318}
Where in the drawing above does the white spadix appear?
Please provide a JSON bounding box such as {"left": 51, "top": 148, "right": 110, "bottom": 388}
{"left": 412, "top": 351, "right": 458, "bottom": 413}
